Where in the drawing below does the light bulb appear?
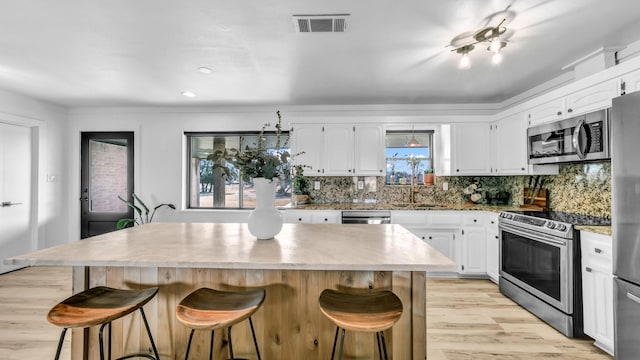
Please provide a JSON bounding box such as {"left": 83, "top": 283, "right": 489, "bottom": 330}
{"left": 490, "top": 38, "right": 502, "bottom": 53}
{"left": 459, "top": 53, "right": 471, "bottom": 69}
{"left": 492, "top": 52, "right": 503, "bottom": 65}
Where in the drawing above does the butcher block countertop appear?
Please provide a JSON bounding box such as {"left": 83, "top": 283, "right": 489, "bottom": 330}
{"left": 6, "top": 222, "right": 456, "bottom": 272}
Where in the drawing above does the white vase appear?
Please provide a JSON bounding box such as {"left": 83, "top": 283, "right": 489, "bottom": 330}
{"left": 248, "top": 177, "right": 283, "bottom": 239}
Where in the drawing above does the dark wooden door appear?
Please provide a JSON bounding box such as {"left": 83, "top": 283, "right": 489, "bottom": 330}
{"left": 80, "top": 132, "right": 134, "bottom": 238}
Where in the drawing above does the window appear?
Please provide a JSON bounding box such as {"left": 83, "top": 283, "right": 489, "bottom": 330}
{"left": 187, "top": 132, "right": 291, "bottom": 209}
{"left": 385, "top": 130, "right": 433, "bottom": 185}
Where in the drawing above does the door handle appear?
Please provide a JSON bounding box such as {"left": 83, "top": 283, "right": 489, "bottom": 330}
{"left": 79, "top": 196, "right": 89, "bottom": 201}
{"left": 572, "top": 118, "right": 587, "bottom": 159}
{"left": 1, "top": 201, "right": 22, "bottom": 207}
{"left": 627, "top": 291, "right": 640, "bottom": 305}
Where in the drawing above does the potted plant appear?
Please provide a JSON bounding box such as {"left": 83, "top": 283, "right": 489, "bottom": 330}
{"left": 117, "top": 193, "right": 176, "bottom": 229}
{"left": 207, "top": 111, "right": 301, "bottom": 239}
{"left": 423, "top": 168, "right": 435, "bottom": 186}
{"left": 291, "top": 164, "right": 310, "bottom": 205}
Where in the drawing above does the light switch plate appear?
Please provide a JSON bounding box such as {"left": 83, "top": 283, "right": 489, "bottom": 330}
{"left": 357, "top": 180, "right": 364, "bottom": 190}
{"left": 443, "top": 181, "right": 448, "bottom": 191}
{"left": 314, "top": 181, "right": 321, "bottom": 190}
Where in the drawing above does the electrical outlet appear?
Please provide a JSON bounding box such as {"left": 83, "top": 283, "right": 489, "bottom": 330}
{"left": 443, "top": 181, "right": 449, "bottom": 191}
{"left": 357, "top": 180, "right": 364, "bottom": 190}
{"left": 314, "top": 181, "right": 321, "bottom": 190}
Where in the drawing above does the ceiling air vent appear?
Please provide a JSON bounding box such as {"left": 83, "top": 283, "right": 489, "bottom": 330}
{"left": 293, "top": 14, "right": 349, "bottom": 33}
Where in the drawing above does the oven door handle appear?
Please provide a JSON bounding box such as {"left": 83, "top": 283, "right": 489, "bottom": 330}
{"left": 572, "top": 118, "right": 587, "bottom": 159}
{"left": 499, "top": 223, "right": 568, "bottom": 247}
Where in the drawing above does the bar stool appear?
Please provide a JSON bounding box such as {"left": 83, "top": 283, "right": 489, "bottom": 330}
{"left": 318, "top": 289, "right": 403, "bottom": 360}
{"left": 176, "top": 287, "right": 266, "bottom": 360}
{"left": 47, "top": 286, "right": 160, "bottom": 360}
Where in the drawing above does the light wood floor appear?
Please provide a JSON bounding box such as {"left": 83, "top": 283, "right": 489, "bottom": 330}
{"left": 0, "top": 267, "right": 613, "bottom": 360}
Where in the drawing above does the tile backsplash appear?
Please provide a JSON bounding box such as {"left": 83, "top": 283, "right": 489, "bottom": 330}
{"left": 304, "top": 161, "right": 611, "bottom": 218}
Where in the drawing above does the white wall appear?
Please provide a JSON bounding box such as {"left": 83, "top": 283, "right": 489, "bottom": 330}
{"left": 66, "top": 107, "right": 489, "bottom": 240}
{"left": 0, "top": 88, "right": 69, "bottom": 249}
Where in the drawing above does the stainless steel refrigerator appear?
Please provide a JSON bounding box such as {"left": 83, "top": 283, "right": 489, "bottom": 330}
{"left": 612, "top": 91, "right": 640, "bottom": 359}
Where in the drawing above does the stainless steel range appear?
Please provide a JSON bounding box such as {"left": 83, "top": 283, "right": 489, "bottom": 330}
{"left": 498, "top": 210, "right": 610, "bottom": 337}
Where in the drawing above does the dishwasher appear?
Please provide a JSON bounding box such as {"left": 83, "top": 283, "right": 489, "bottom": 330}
{"left": 341, "top": 210, "right": 391, "bottom": 224}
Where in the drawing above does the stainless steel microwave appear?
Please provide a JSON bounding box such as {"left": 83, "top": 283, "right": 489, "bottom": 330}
{"left": 527, "top": 109, "right": 610, "bottom": 164}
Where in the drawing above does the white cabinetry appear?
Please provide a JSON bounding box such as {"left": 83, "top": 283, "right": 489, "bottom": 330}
{"left": 451, "top": 123, "right": 492, "bottom": 175}
{"left": 458, "top": 214, "right": 486, "bottom": 274}
{"left": 492, "top": 114, "right": 558, "bottom": 175}
{"left": 485, "top": 213, "right": 499, "bottom": 283}
{"left": 620, "top": 68, "right": 640, "bottom": 95}
{"left": 353, "top": 124, "right": 385, "bottom": 176}
{"left": 283, "top": 210, "right": 341, "bottom": 224}
{"left": 291, "top": 124, "right": 323, "bottom": 175}
{"left": 527, "top": 98, "right": 566, "bottom": 127}
{"left": 291, "top": 124, "right": 384, "bottom": 176}
{"left": 527, "top": 80, "right": 618, "bottom": 127}
{"left": 322, "top": 125, "right": 354, "bottom": 175}
{"left": 581, "top": 231, "right": 614, "bottom": 356}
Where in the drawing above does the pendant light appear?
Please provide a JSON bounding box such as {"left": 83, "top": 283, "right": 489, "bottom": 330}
{"left": 406, "top": 125, "right": 420, "bottom": 147}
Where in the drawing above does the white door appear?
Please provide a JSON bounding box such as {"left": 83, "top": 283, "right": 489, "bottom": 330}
{"left": 0, "top": 122, "right": 32, "bottom": 274}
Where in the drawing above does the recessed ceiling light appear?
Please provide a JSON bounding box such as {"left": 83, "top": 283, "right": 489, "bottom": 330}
{"left": 198, "top": 67, "right": 213, "bottom": 74}
{"left": 182, "top": 91, "right": 196, "bottom": 97}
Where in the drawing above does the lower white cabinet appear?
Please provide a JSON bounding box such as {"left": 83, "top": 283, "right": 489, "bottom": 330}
{"left": 283, "top": 210, "right": 341, "bottom": 224}
{"left": 485, "top": 213, "right": 500, "bottom": 283}
{"left": 580, "top": 231, "right": 614, "bottom": 355}
{"left": 458, "top": 214, "right": 486, "bottom": 275}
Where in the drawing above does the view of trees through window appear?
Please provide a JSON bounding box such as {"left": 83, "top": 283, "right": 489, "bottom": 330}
{"left": 187, "top": 132, "right": 291, "bottom": 209}
{"left": 386, "top": 130, "right": 433, "bottom": 185}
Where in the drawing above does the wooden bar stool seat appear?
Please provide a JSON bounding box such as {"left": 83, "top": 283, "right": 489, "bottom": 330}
{"left": 319, "top": 289, "right": 403, "bottom": 360}
{"left": 47, "top": 286, "right": 160, "bottom": 360}
{"left": 176, "top": 287, "right": 265, "bottom": 360}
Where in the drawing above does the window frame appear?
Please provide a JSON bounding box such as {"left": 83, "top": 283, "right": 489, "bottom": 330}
{"left": 385, "top": 129, "right": 434, "bottom": 185}
{"left": 185, "top": 130, "right": 291, "bottom": 210}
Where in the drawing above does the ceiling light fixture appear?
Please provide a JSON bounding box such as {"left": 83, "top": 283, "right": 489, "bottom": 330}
{"left": 198, "top": 67, "right": 213, "bottom": 74}
{"left": 451, "top": 18, "right": 508, "bottom": 69}
{"left": 182, "top": 91, "right": 196, "bottom": 97}
{"left": 406, "top": 125, "right": 420, "bottom": 147}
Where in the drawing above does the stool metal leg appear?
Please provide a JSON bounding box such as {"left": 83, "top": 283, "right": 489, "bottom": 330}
{"left": 337, "top": 328, "right": 346, "bottom": 360}
{"left": 228, "top": 326, "right": 234, "bottom": 359}
{"left": 184, "top": 329, "right": 195, "bottom": 360}
{"left": 248, "top": 317, "right": 262, "bottom": 360}
{"left": 209, "top": 330, "right": 215, "bottom": 360}
{"left": 376, "top": 332, "right": 383, "bottom": 360}
{"left": 139, "top": 308, "right": 160, "bottom": 360}
{"left": 54, "top": 328, "right": 68, "bottom": 360}
{"left": 99, "top": 322, "right": 109, "bottom": 360}
{"left": 380, "top": 331, "right": 389, "bottom": 360}
{"left": 330, "top": 326, "right": 339, "bottom": 360}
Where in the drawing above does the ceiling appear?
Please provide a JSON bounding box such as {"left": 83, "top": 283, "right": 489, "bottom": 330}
{"left": 1, "top": 0, "right": 640, "bottom": 108}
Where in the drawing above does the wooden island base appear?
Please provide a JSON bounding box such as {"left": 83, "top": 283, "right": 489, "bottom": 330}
{"left": 73, "top": 266, "right": 427, "bottom": 360}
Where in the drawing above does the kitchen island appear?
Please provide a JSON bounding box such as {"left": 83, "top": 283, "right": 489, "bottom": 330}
{"left": 7, "top": 222, "right": 455, "bottom": 359}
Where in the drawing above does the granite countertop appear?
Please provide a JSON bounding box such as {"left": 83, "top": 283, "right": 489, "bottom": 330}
{"left": 575, "top": 225, "right": 612, "bottom": 236}
{"left": 5, "top": 222, "right": 456, "bottom": 272}
{"left": 287, "top": 202, "right": 525, "bottom": 213}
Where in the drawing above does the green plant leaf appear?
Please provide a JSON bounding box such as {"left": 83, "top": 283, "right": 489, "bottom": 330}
{"left": 116, "top": 218, "right": 136, "bottom": 229}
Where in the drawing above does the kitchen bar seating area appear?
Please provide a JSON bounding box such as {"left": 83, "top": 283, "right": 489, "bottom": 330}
{"left": 7, "top": 222, "right": 454, "bottom": 359}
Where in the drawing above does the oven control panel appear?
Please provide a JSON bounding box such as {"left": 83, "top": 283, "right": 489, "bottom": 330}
{"left": 499, "top": 211, "right": 573, "bottom": 238}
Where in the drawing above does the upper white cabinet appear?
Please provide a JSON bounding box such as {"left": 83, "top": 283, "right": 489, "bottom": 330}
{"left": 620, "top": 68, "right": 640, "bottom": 95}
{"left": 527, "top": 98, "right": 566, "bottom": 127}
{"left": 291, "top": 124, "right": 324, "bottom": 175}
{"left": 527, "top": 79, "right": 618, "bottom": 127}
{"left": 322, "top": 124, "right": 354, "bottom": 175}
{"left": 451, "top": 123, "right": 492, "bottom": 175}
{"left": 291, "top": 123, "right": 384, "bottom": 176}
{"left": 353, "top": 124, "right": 385, "bottom": 176}
{"left": 564, "top": 80, "right": 618, "bottom": 117}
{"left": 493, "top": 114, "right": 528, "bottom": 174}
{"left": 492, "top": 114, "right": 558, "bottom": 176}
